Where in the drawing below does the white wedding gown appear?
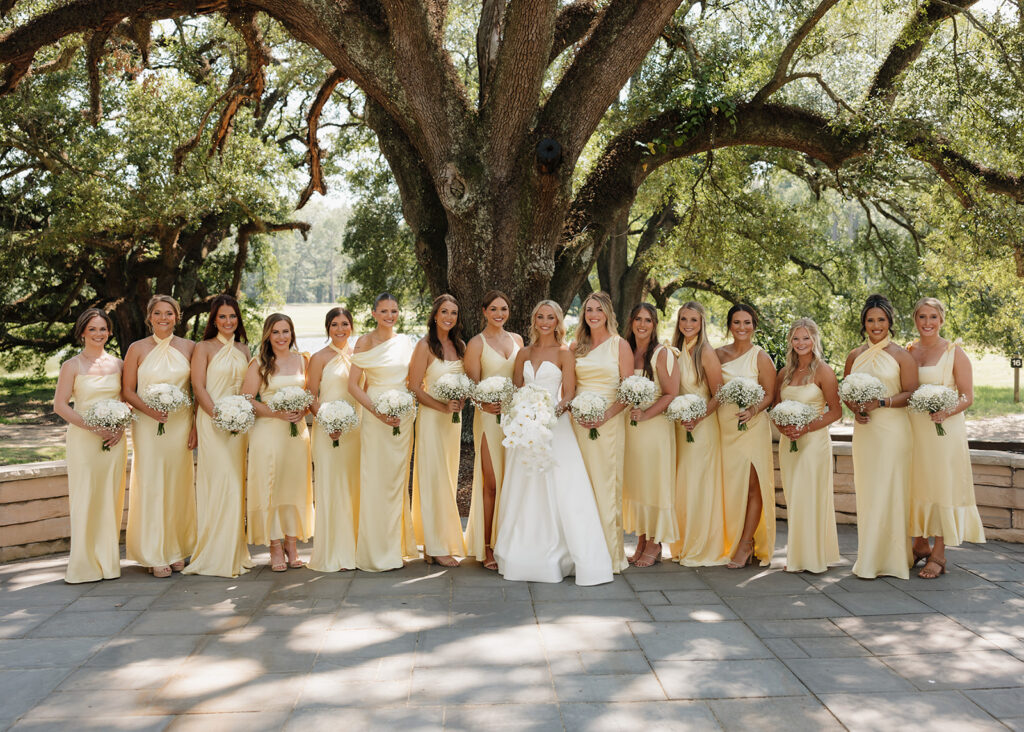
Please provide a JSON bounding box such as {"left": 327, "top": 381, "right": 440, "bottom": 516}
{"left": 494, "top": 360, "right": 613, "bottom": 586}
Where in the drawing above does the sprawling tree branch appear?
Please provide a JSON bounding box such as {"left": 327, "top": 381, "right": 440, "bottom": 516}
{"left": 751, "top": 0, "right": 841, "bottom": 104}
{"left": 549, "top": 0, "right": 599, "bottom": 63}
{"left": 297, "top": 67, "right": 346, "bottom": 208}
{"left": 475, "top": 0, "right": 503, "bottom": 103}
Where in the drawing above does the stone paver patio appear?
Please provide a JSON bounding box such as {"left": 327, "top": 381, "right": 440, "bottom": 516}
{"left": 2, "top": 523, "right": 1024, "bottom": 731}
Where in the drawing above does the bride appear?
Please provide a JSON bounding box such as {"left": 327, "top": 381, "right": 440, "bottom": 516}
{"left": 494, "top": 300, "right": 613, "bottom": 586}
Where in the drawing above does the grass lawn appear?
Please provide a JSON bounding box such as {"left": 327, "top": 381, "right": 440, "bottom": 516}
{"left": 0, "top": 374, "right": 58, "bottom": 425}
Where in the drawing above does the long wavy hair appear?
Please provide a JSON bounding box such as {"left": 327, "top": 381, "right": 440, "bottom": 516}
{"left": 324, "top": 306, "right": 354, "bottom": 336}
{"left": 625, "top": 303, "right": 659, "bottom": 380}
{"left": 257, "top": 313, "right": 297, "bottom": 388}
{"left": 859, "top": 293, "right": 896, "bottom": 339}
{"left": 529, "top": 300, "right": 566, "bottom": 345}
{"left": 672, "top": 300, "right": 710, "bottom": 386}
{"left": 201, "top": 294, "right": 247, "bottom": 343}
{"left": 426, "top": 294, "right": 466, "bottom": 360}
{"left": 573, "top": 291, "right": 618, "bottom": 358}
{"left": 780, "top": 318, "right": 824, "bottom": 387}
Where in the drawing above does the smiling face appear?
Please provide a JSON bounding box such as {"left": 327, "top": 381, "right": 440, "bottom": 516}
{"left": 82, "top": 316, "right": 110, "bottom": 349}
{"left": 149, "top": 302, "right": 177, "bottom": 335}
{"left": 483, "top": 297, "right": 509, "bottom": 329}
{"left": 863, "top": 307, "right": 891, "bottom": 343}
{"left": 915, "top": 305, "right": 943, "bottom": 339}
{"left": 677, "top": 308, "right": 702, "bottom": 341}
{"left": 373, "top": 298, "right": 399, "bottom": 329}
{"left": 583, "top": 297, "right": 608, "bottom": 333}
{"left": 632, "top": 308, "right": 655, "bottom": 342}
{"left": 534, "top": 305, "right": 558, "bottom": 337}
{"left": 729, "top": 310, "right": 755, "bottom": 342}
{"left": 790, "top": 327, "right": 814, "bottom": 358}
{"left": 329, "top": 314, "right": 352, "bottom": 342}
{"left": 269, "top": 319, "right": 293, "bottom": 352}
{"left": 215, "top": 305, "right": 238, "bottom": 338}
{"left": 435, "top": 301, "right": 459, "bottom": 336}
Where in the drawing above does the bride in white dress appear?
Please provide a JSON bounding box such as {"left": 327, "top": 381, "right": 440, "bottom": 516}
{"left": 494, "top": 300, "right": 613, "bottom": 586}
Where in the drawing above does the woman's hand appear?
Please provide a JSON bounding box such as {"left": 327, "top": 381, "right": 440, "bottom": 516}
{"left": 736, "top": 407, "right": 756, "bottom": 425}
{"left": 96, "top": 427, "right": 123, "bottom": 448}
{"left": 376, "top": 411, "right": 401, "bottom": 428}
{"left": 630, "top": 407, "right": 652, "bottom": 424}
{"left": 278, "top": 409, "right": 305, "bottom": 424}
{"left": 930, "top": 409, "right": 950, "bottom": 424}
{"left": 444, "top": 399, "right": 462, "bottom": 414}
{"left": 329, "top": 430, "right": 342, "bottom": 441}
{"left": 187, "top": 424, "right": 198, "bottom": 450}
{"left": 146, "top": 407, "right": 168, "bottom": 423}
{"left": 479, "top": 401, "right": 501, "bottom": 415}
{"left": 682, "top": 414, "right": 706, "bottom": 432}
{"left": 577, "top": 410, "right": 608, "bottom": 429}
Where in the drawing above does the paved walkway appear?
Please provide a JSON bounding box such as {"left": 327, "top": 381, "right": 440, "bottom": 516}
{"left": 2, "top": 524, "right": 1024, "bottom": 731}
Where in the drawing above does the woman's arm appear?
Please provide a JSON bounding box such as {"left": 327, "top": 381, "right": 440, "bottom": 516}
{"left": 190, "top": 342, "right": 214, "bottom": 417}
{"left": 943, "top": 345, "right": 974, "bottom": 419}
{"left": 307, "top": 351, "right": 326, "bottom": 415}
{"left": 633, "top": 348, "right": 678, "bottom": 422}
{"left": 512, "top": 348, "right": 528, "bottom": 388}
{"left": 736, "top": 350, "right": 776, "bottom": 425}
{"left": 593, "top": 338, "right": 633, "bottom": 425}
{"left": 121, "top": 342, "right": 167, "bottom": 422}
{"left": 407, "top": 340, "right": 458, "bottom": 414}
{"left": 558, "top": 348, "right": 577, "bottom": 412}
{"left": 890, "top": 347, "right": 919, "bottom": 407}
{"left": 463, "top": 335, "right": 483, "bottom": 382}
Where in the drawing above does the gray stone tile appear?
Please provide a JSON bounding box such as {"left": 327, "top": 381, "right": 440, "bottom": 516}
{"left": 345, "top": 573, "right": 451, "bottom": 597}
{"left": 0, "top": 638, "right": 102, "bottom": 667}
{"left": 909, "top": 588, "right": 1024, "bottom": 614}
{"left": 763, "top": 637, "right": 808, "bottom": 659}
{"left": 966, "top": 688, "right": 1024, "bottom": 718}
{"left": 699, "top": 568, "right": 816, "bottom": 596}
{"left": 663, "top": 589, "right": 724, "bottom": 605}
{"left": 242, "top": 612, "right": 334, "bottom": 635}
{"left": 623, "top": 571, "right": 710, "bottom": 592}
{"left": 85, "top": 577, "right": 175, "bottom": 595}
{"left": 833, "top": 614, "right": 999, "bottom": 655}
{"left": 947, "top": 608, "right": 1024, "bottom": 642}
{"left": 576, "top": 650, "right": 652, "bottom": 675}
{"left": 286, "top": 704, "right": 442, "bottom": 730}
{"left": 652, "top": 658, "right": 808, "bottom": 698}
{"left": 0, "top": 608, "right": 59, "bottom": 638}
{"left": 1004, "top": 717, "right": 1024, "bottom": 731}
{"left": 784, "top": 657, "right": 915, "bottom": 693}
{"left": 317, "top": 627, "right": 417, "bottom": 660}
{"left": 961, "top": 563, "right": 1024, "bottom": 582}
{"left": 631, "top": 620, "right": 771, "bottom": 661}
{"left": 745, "top": 618, "right": 845, "bottom": 638}
{"left": 883, "top": 568, "right": 998, "bottom": 592}
{"left": 127, "top": 609, "right": 251, "bottom": 635}
{"left": 308, "top": 653, "right": 414, "bottom": 682}
{"left": 811, "top": 570, "right": 907, "bottom": 594}
{"left": 828, "top": 591, "right": 933, "bottom": 616}
{"left": 0, "top": 668, "right": 72, "bottom": 726}
{"left": 166, "top": 710, "right": 290, "bottom": 731}
{"left": 452, "top": 582, "right": 531, "bottom": 602}
{"left": 296, "top": 673, "right": 411, "bottom": 707}
{"left": 263, "top": 575, "right": 352, "bottom": 600}
{"left": 534, "top": 600, "right": 651, "bottom": 623}
{"left": 709, "top": 697, "right": 842, "bottom": 731}
{"left": 28, "top": 609, "right": 142, "bottom": 637}
{"left": 529, "top": 577, "right": 636, "bottom": 601}
{"left": 148, "top": 583, "right": 274, "bottom": 611}
{"left": 10, "top": 717, "right": 173, "bottom": 731}
{"left": 159, "top": 671, "right": 304, "bottom": 714}
{"left": 330, "top": 596, "right": 450, "bottom": 631}
{"left": 724, "top": 593, "right": 849, "bottom": 620}
{"left": 194, "top": 632, "right": 321, "bottom": 673}
{"left": 553, "top": 672, "right": 666, "bottom": 702}
{"left": 57, "top": 663, "right": 182, "bottom": 690}
{"left": 443, "top": 703, "right": 560, "bottom": 730}
{"left": 18, "top": 689, "right": 161, "bottom": 720}
{"left": 792, "top": 636, "right": 870, "bottom": 658}
{"left": 0, "top": 584, "right": 93, "bottom": 608}
{"left": 647, "top": 604, "right": 738, "bottom": 622}
{"left": 408, "top": 664, "right": 554, "bottom": 705}
{"left": 821, "top": 691, "right": 1004, "bottom": 731}
{"left": 560, "top": 700, "right": 719, "bottom": 730}
{"left": 538, "top": 621, "right": 639, "bottom": 653}
{"left": 998, "top": 581, "right": 1024, "bottom": 597}
{"left": 881, "top": 650, "right": 1024, "bottom": 690}
{"left": 415, "top": 626, "right": 547, "bottom": 667}
{"left": 63, "top": 594, "right": 159, "bottom": 612}
{"left": 636, "top": 590, "right": 668, "bottom": 606}
{"left": 85, "top": 635, "right": 206, "bottom": 667}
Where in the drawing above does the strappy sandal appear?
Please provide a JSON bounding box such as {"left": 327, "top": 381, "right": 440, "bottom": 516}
{"left": 918, "top": 556, "right": 946, "bottom": 579}
{"left": 634, "top": 543, "right": 663, "bottom": 568}
{"left": 912, "top": 547, "right": 931, "bottom": 567}
{"left": 284, "top": 537, "right": 304, "bottom": 569}
{"left": 727, "top": 539, "right": 755, "bottom": 569}
{"left": 424, "top": 553, "right": 459, "bottom": 567}
{"left": 170, "top": 560, "right": 185, "bottom": 572}
{"left": 149, "top": 566, "right": 172, "bottom": 578}
{"left": 483, "top": 548, "right": 498, "bottom": 571}
{"left": 269, "top": 540, "right": 287, "bottom": 572}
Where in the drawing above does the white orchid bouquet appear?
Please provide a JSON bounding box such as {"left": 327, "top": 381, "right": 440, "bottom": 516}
{"left": 213, "top": 395, "right": 255, "bottom": 436}
{"left": 717, "top": 377, "right": 766, "bottom": 431}
{"left": 617, "top": 375, "right": 658, "bottom": 426}
{"left": 769, "top": 400, "right": 819, "bottom": 452}
{"left": 472, "top": 376, "right": 515, "bottom": 424}
{"left": 315, "top": 400, "right": 360, "bottom": 446}
{"left": 501, "top": 383, "right": 558, "bottom": 470}
{"left": 838, "top": 372, "right": 886, "bottom": 417}
{"left": 141, "top": 383, "right": 191, "bottom": 436}
{"left": 908, "top": 384, "right": 960, "bottom": 436}
{"left": 82, "top": 399, "right": 134, "bottom": 452}
{"left": 430, "top": 372, "right": 474, "bottom": 423}
{"left": 664, "top": 394, "right": 707, "bottom": 443}
{"left": 265, "top": 386, "right": 314, "bottom": 437}
{"left": 373, "top": 388, "right": 417, "bottom": 436}
{"left": 570, "top": 391, "right": 609, "bottom": 440}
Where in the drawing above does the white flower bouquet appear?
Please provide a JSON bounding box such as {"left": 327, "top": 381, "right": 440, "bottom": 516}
{"left": 570, "top": 390, "right": 609, "bottom": 440}
{"left": 838, "top": 372, "right": 886, "bottom": 417}
{"left": 472, "top": 376, "right": 514, "bottom": 424}
{"left": 265, "top": 386, "right": 314, "bottom": 437}
{"left": 373, "top": 388, "right": 417, "bottom": 436}
{"left": 664, "top": 394, "right": 707, "bottom": 443}
{"left": 82, "top": 399, "right": 134, "bottom": 451}
{"left": 316, "top": 400, "right": 360, "bottom": 446}
{"left": 430, "top": 372, "right": 474, "bottom": 423}
{"left": 908, "top": 384, "right": 960, "bottom": 436}
{"left": 141, "top": 382, "right": 191, "bottom": 436}
{"left": 501, "top": 383, "right": 558, "bottom": 470}
{"left": 617, "top": 375, "right": 658, "bottom": 426}
{"left": 213, "top": 395, "right": 255, "bottom": 436}
{"left": 769, "top": 400, "right": 819, "bottom": 452}
{"left": 717, "top": 377, "right": 766, "bottom": 431}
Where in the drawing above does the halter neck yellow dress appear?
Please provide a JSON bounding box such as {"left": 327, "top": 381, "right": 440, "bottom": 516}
{"left": 908, "top": 341, "right": 985, "bottom": 545}
{"left": 65, "top": 370, "right": 128, "bottom": 583}
{"left": 353, "top": 335, "right": 417, "bottom": 572}
{"left": 572, "top": 335, "right": 628, "bottom": 573}
{"left": 778, "top": 381, "right": 839, "bottom": 573}
{"left": 308, "top": 342, "right": 362, "bottom": 572}
{"left": 412, "top": 357, "right": 468, "bottom": 557}
{"left": 126, "top": 335, "right": 196, "bottom": 568}
{"left": 622, "top": 346, "right": 678, "bottom": 545}
{"left": 670, "top": 341, "right": 728, "bottom": 566}
{"left": 183, "top": 334, "right": 252, "bottom": 577}
{"left": 718, "top": 345, "right": 775, "bottom": 566}
{"left": 850, "top": 336, "right": 912, "bottom": 579}
{"left": 246, "top": 359, "right": 314, "bottom": 545}
{"left": 465, "top": 336, "right": 519, "bottom": 561}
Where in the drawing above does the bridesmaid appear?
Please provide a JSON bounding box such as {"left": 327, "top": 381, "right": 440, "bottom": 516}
{"left": 349, "top": 293, "right": 417, "bottom": 572}
{"left": 53, "top": 309, "right": 128, "bottom": 583}
{"left": 773, "top": 318, "right": 842, "bottom": 573}
{"left": 842, "top": 294, "right": 918, "bottom": 580}
{"left": 122, "top": 295, "right": 196, "bottom": 577}
{"left": 669, "top": 301, "right": 728, "bottom": 567}
{"left": 570, "top": 292, "right": 633, "bottom": 573}
{"left": 622, "top": 303, "right": 679, "bottom": 567}
{"left": 240, "top": 313, "right": 314, "bottom": 571}
{"left": 184, "top": 295, "right": 252, "bottom": 578}
{"left": 408, "top": 294, "right": 468, "bottom": 567}
{"left": 307, "top": 306, "right": 361, "bottom": 572}
{"left": 464, "top": 290, "right": 523, "bottom": 570}
{"left": 716, "top": 303, "right": 776, "bottom": 568}
{"left": 907, "top": 297, "right": 985, "bottom": 579}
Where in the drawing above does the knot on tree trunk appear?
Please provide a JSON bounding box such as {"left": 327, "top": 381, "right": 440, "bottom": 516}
{"left": 438, "top": 162, "right": 472, "bottom": 214}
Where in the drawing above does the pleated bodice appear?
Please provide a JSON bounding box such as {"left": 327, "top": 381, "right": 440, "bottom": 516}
{"left": 780, "top": 382, "right": 826, "bottom": 414}
{"left": 137, "top": 334, "right": 191, "bottom": 395}
{"left": 851, "top": 338, "right": 903, "bottom": 397}
{"left": 261, "top": 369, "right": 306, "bottom": 402}
{"left": 351, "top": 335, "right": 415, "bottom": 397}
{"left": 72, "top": 372, "right": 121, "bottom": 412}
{"left": 205, "top": 334, "right": 248, "bottom": 402}
{"left": 575, "top": 336, "right": 621, "bottom": 400}
{"left": 424, "top": 357, "right": 466, "bottom": 390}
{"left": 320, "top": 343, "right": 357, "bottom": 403}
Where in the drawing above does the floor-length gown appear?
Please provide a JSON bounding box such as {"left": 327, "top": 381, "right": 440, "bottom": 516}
{"left": 308, "top": 343, "right": 361, "bottom": 572}
{"left": 778, "top": 382, "right": 839, "bottom": 573}
{"left": 126, "top": 335, "right": 196, "bottom": 568}
{"left": 65, "top": 371, "right": 127, "bottom": 583}
{"left": 494, "top": 360, "right": 613, "bottom": 585}
{"left": 354, "top": 336, "right": 417, "bottom": 572}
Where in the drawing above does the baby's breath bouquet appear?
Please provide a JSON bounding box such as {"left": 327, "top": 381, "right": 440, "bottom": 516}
{"left": 838, "top": 372, "right": 886, "bottom": 417}
{"left": 82, "top": 399, "right": 134, "bottom": 451}
{"left": 570, "top": 391, "right": 609, "bottom": 440}
{"left": 430, "top": 372, "right": 474, "bottom": 423}
{"left": 141, "top": 383, "right": 191, "bottom": 436}
{"left": 501, "top": 383, "right": 558, "bottom": 469}
{"left": 664, "top": 394, "right": 707, "bottom": 443}
{"left": 472, "top": 376, "right": 514, "bottom": 424}
{"left": 212, "top": 395, "right": 255, "bottom": 436}
{"left": 265, "top": 386, "right": 314, "bottom": 437}
{"left": 373, "top": 389, "right": 417, "bottom": 436}
{"left": 908, "top": 384, "right": 960, "bottom": 436}
{"left": 717, "top": 377, "right": 766, "bottom": 431}
{"left": 315, "top": 400, "right": 359, "bottom": 446}
{"left": 617, "top": 375, "right": 658, "bottom": 426}
{"left": 769, "top": 400, "right": 819, "bottom": 452}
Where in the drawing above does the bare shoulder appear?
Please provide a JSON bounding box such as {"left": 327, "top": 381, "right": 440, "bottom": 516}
{"left": 511, "top": 332, "right": 525, "bottom": 346}
{"left": 353, "top": 333, "right": 375, "bottom": 353}
{"left": 173, "top": 336, "right": 196, "bottom": 356}
{"left": 815, "top": 361, "right": 838, "bottom": 386}
{"left": 234, "top": 342, "right": 251, "bottom": 358}
{"left": 617, "top": 338, "right": 632, "bottom": 355}
{"left": 309, "top": 346, "right": 331, "bottom": 367}
{"left": 58, "top": 356, "right": 80, "bottom": 377}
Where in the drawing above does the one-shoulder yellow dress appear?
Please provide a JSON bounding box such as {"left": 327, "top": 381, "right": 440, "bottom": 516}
{"left": 850, "top": 337, "right": 912, "bottom": 579}
{"left": 353, "top": 335, "right": 417, "bottom": 572}
{"left": 908, "top": 341, "right": 985, "bottom": 546}
{"left": 465, "top": 337, "right": 519, "bottom": 561}
{"left": 572, "top": 336, "right": 628, "bottom": 573}
{"left": 778, "top": 381, "right": 839, "bottom": 573}
{"left": 670, "top": 341, "right": 728, "bottom": 566}
{"left": 308, "top": 343, "right": 362, "bottom": 572}
{"left": 412, "top": 357, "right": 467, "bottom": 557}
{"left": 183, "top": 334, "right": 251, "bottom": 577}
{"left": 65, "top": 371, "right": 128, "bottom": 583}
{"left": 718, "top": 346, "right": 775, "bottom": 566}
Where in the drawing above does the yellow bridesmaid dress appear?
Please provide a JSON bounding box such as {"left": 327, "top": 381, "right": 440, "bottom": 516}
{"left": 718, "top": 346, "right": 775, "bottom": 566}
{"left": 126, "top": 335, "right": 196, "bottom": 568}
{"left": 465, "top": 338, "right": 519, "bottom": 561}
{"left": 850, "top": 336, "right": 912, "bottom": 579}
{"left": 183, "top": 334, "right": 251, "bottom": 577}
{"left": 572, "top": 336, "right": 628, "bottom": 572}
{"left": 778, "top": 382, "right": 839, "bottom": 573}
{"left": 353, "top": 335, "right": 417, "bottom": 572}
{"left": 65, "top": 371, "right": 128, "bottom": 583}
{"left": 246, "top": 362, "right": 314, "bottom": 545}
{"left": 669, "top": 342, "right": 728, "bottom": 566}
{"left": 412, "top": 358, "right": 467, "bottom": 557}
{"left": 622, "top": 346, "right": 679, "bottom": 545}
{"left": 908, "top": 341, "right": 985, "bottom": 545}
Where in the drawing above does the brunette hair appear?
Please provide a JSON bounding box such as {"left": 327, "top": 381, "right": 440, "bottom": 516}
{"left": 726, "top": 302, "right": 759, "bottom": 332}
{"left": 672, "top": 301, "right": 710, "bottom": 386}
{"left": 912, "top": 296, "right": 946, "bottom": 323}
{"left": 373, "top": 292, "right": 399, "bottom": 309}
{"left": 257, "top": 313, "right": 297, "bottom": 388}
{"left": 480, "top": 290, "right": 510, "bottom": 310}
{"left": 859, "top": 294, "right": 896, "bottom": 339}
{"left": 573, "top": 291, "right": 618, "bottom": 358}
{"left": 780, "top": 318, "right": 824, "bottom": 387}
{"left": 73, "top": 308, "right": 113, "bottom": 345}
{"left": 324, "top": 306, "right": 354, "bottom": 336}
{"left": 528, "top": 300, "right": 566, "bottom": 345}
{"left": 201, "top": 294, "right": 247, "bottom": 343}
{"left": 145, "top": 294, "right": 181, "bottom": 330}
{"left": 626, "top": 303, "right": 659, "bottom": 380}
{"left": 426, "top": 294, "right": 466, "bottom": 360}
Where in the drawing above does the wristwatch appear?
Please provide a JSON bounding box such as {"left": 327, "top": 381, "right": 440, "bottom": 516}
{"left": 879, "top": 398, "right": 888, "bottom": 408}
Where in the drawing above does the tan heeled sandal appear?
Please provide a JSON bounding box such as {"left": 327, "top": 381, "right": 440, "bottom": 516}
{"left": 918, "top": 556, "right": 946, "bottom": 579}
{"left": 726, "top": 539, "right": 755, "bottom": 569}
{"left": 269, "top": 540, "right": 287, "bottom": 572}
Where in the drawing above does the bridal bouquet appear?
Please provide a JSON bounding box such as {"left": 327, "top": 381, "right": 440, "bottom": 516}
{"left": 717, "top": 377, "right": 765, "bottom": 431}
{"left": 373, "top": 389, "right": 416, "bottom": 436}
{"left": 315, "top": 400, "right": 359, "bottom": 446}
{"left": 501, "top": 383, "right": 558, "bottom": 469}
{"left": 769, "top": 400, "right": 819, "bottom": 452}
{"left": 212, "top": 395, "right": 255, "bottom": 436}
{"left": 664, "top": 394, "right": 707, "bottom": 443}
{"left": 473, "top": 376, "right": 514, "bottom": 424}
{"left": 570, "top": 391, "right": 609, "bottom": 440}
{"left": 838, "top": 372, "right": 886, "bottom": 417}
{"left": 908, "top": 384, "right": 960, "bottom": 436}
{"left": 82, "top": 399, "right": 134, "bottom": 451}
{"left": 617, "top": 375, "right": 657, "bottom": 426}
{"left": 431, "top": 372, "right": 474, "bottom": 423}
{"left": 141, "top": 383, "right": 191, "bottom": 436}
{"left": 266, "top": 386, "right": 313, "bottom": 437}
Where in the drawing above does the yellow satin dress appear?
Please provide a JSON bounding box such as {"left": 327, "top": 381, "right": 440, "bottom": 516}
{"left": 65, "top": 371, "right": 128, "bottom": 583}
{"left": 670, "top": 341, "right": 728, "bottom": 566}
{"left": 778, "top": 381, "right": 839, "bottom": 573}
{"left": 412, "top": 358, "right": 467, "bottom": 557}
{"left": 353, "top": 335, "right": 417, "bottom": 572}
{"left": 572, "top": 336, "right": 628, "bottom": 573}
{"left": 308, "top": 343, "right": 362, "bottom": 572}
{"left": 183, "top": 334, "right": 252, "bottom": 577}
{"left": 908, "top": 341, "right": 985, "bottom": 545}
{"left": 851, "top": 337, "right": 912, "bottom": 579}
{"left": 622, "top": 347, "right": 678, "bottom": 544}
{"left": 126, "top": 335, "right": 196, "bottom": 568}
{"left": 465, "top": 337, "right": 519, "bottom": 561}
{"left": 718, "top": 346, "right": 775, "bottom": 566}
{"left": 246, "top": 363, "right": 314, "bottom": 545}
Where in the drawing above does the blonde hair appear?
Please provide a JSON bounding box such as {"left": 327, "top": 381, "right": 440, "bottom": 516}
{"left": 573, "top": 291, "right": 618, "bottom": 357}
{"left": 145, "top": 295, "right": 181, "bottom": 330}
{"left": 781, "top": 317, "right": 824, "bottom": 387}
{"left": 672, "top": 301, "right": 710, "bottom": 386}
{"left": 257, "top": 313, "right": 297, "bottom": 388}
{"left": 912, "top": 296, "right": 946, "bottom": 323}
{"left": 528, "top": 300, "right": 566, "bottom": 345}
